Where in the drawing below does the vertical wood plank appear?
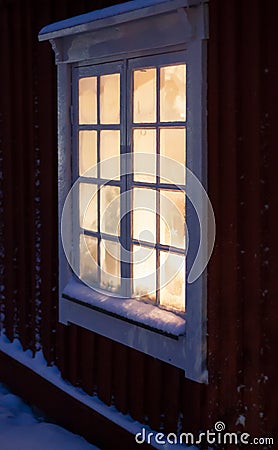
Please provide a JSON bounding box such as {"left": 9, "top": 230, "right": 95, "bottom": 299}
{"left": 239, "top": 0, "right": 262, "bottom": 434}
{"left": 35, "top": 0, "right": 58, "bottom": 365}
{"left": 96, "top": 334, "right": 113, "bottom": 405}
{"left": 161, "top": 363, "right": 181, "bottom": 433}
{"left": 261, "top": 0, "right": 278, "bottom": 438}
{"left": 113, "top": 341, "right": 128, "bottom": 415}
{"left": 0, "top": 3, "right": 14, "bottom": 342}
{"left": 217, "top": 0, "right": 243, "bottom": 428}
{"left": 127, "top": 348, "right": 146, "bottom": 423}
{"left": 144, "top": 357, "right": 162, "bottom": 431}
{"left": 206, "top": 0, "right": 221, "bottom": 428}
{"left": 80, "top": 328, "right": 96, "bottom": 396}
{"left": 11, "top": 1, "right": 30, "bottom": 349}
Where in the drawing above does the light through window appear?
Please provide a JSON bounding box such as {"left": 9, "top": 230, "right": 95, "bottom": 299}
{"left": 77, "top": 60, "right": 186, "bottom": 314}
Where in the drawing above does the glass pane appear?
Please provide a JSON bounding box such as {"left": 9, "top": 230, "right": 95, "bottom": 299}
{"left": 100, "top": 186, "right": 120, "bottom": 236}
{"left": 160, "top": 64, "right": 186, "bottom": 122}
{"left": 133, "top": 244, "right": 156, "bottom": 301}
{"left": 133, "top": 129, "right": 156, "bottom": 183}
{"left": 133, "top": 188, "right": 156, "bottom": 243}
{"left": 133, "top": 68, "right": 156, "bottom": 123}
{"left": 100, "top": 73, "right": 120, "bottom": 124}
{"left": 160, "top": 251, "right": 185, "bottom": 312}
{"left": 79, "top": 234, "right": 98, "bottom": 285}
{"left": 100, "top": 240, "right": 121, "bottom": 292}
{"left": 79, "top": 77, "right": 97, "bottom": 124}
{"left": 160, "top": 190, "right": 185, "bottom": 249}
{"left": 79, "top": 130, "right": 97, "bottom": 177}
{"left": 160, "top": 128, "right": 186, "bottom": 185}
{"left": 79, "top": 183, "right": 98, "bottom": 232}
{"left": 100, "top": 130, "right": 120, "bottom": 179}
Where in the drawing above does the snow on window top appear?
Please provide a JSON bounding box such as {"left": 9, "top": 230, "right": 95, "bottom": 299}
{"left": 38, "top": 0, "right": 187, "bottom": 40}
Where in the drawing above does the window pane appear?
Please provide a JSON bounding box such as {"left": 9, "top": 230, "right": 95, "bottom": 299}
{"left": 79, "top": 77, "right": 97, "bottom": 124}
{"left": 133, "top": 128, "right": 156, "bottom": 183}
{"left": 160, "top": 128, "right": 186, "bottom": 185}
{"left": 160, "top": 190, "right": 185, "bottom": 249}
{"left": 100, "top": 185, "right": 120, "bottom": 236}
{"left": 79, "top": 234, "right": 98, "bottom": 285}
{"left": 133, "top": 68, "right": 156, "bottom": 123}
{"left": 133, "top": 188, "right": 156, "bottom": 243}
{"left": 79, "top": 130, "right": 97, "bottom": 177}
{"left": 100, "top": 130, "right": 120, "bottom": 179}
{"left": 79, "top": 183, "right": 98, "bottom": 232}
{"left": 100, "top": 73, "right": 120, "bottom": 124}
{"left": 160, "top": 251, "right": 185, "bottom": 312}
{"left": 133, "top": 244, "right": 156, "bottom": 301}
{"left": 160, "top": 64, "right": 186, "bottom": 122}
{"left": 100, "top": 240, "right": 120, "bottom": 292}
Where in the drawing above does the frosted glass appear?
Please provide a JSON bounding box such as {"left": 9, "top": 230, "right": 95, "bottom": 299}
{"left": 100, "top": 73, "right": 120, "bottom": 124}
{"left": 133, "top": 188, "right": 156, "bottom": 243}
{"left": 160, "top": 128, "right": 186, "bottom": 185}
{"left": 100, "top": 185, "right": 120, "bottom": 236}
{"left": 133, "top": 128, "right": 156, "bottom": 183}
{"left": 160, "top": 252, "right": 185, "bottom": 312}
{"left": 79, "top": 234, "right": 98, "bottom": 285}
{"left": 160, "top": 190, "right": 185, "bottom": 249}
{"left": 160, "top": 64, "right": 186, "bottom": 122}
{"left": 79, "top": 77, "right": 97, "bottom": 124}
{"left": 133, "top": 68, "right": 156, "bottom": 123}
{"left": 100, "top": 240, "right": 120, "bottom": 292}
{"left": 100, "top": 130, "right": 120, "bottom": 179}
{"left": 79, "top": 183, "right": 98, "bottom": 232}
{"left": 133, "top": 244, "right": 156, "bottom": 301}
{"left": 79, "top": 130, "right": 97, "bottom": 177}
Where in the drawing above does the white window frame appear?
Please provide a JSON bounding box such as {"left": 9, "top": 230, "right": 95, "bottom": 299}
{"left": 38, "top": 0, "right": 209, "bottom": 383}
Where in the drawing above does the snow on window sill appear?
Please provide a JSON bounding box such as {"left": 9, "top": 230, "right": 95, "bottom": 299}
{"left": 63, "top": 278, "right": 186, "bottom": 338}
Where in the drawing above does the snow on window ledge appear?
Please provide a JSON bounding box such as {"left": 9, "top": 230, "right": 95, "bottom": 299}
{"left": 63, "top": 278, "right": 186, "bottom": 337}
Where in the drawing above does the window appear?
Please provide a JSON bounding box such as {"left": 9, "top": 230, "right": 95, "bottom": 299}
{"left": 39, "top": 0, "right": 209, "bottom": 382}
{"left": 74, "top": 54, "right": 187, "bottom": 316}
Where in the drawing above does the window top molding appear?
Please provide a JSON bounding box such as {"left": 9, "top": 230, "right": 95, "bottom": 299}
{"left": 38, "top": 0, "right": 203, "bottom": 42}
{"left": 38, "top": 1, "right": 207, "bottom": 65}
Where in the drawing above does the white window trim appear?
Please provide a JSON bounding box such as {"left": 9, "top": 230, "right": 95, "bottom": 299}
{"left": 39, "top": 0, "right": 209, "bottom": 383}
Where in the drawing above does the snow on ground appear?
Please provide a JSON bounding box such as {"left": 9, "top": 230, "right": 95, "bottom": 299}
{"left": 0, "top": 336, "right": 199, "bottom": 450}
{"left": 0, "top": 383, "right": 99, "bottom": 450}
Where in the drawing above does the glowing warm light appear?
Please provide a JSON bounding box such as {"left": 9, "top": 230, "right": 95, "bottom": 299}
{"left": 79, "top": 183, "right": 98, "bottom": 232}
{"left": 79, "top": 130, "right": 97, "bottom": 177}
{"left": 160, "top": 128, "right": 186, "bottom": 185}
{"left": 77, "top": 63, "right": 187, "bottom": 313}
{"left": 160, "top": 189, "right": 185, "bottom": 249}
{"left": 160, "top": 64, "right": 186, "bottom": 122}
{"left": 79, "top": 234, "right": 98, "bottom": 285}
{"left": 100, "top": 73, "right": 120, "bottom": 124}
{"left": 100, "top": 130, "right": 120, "bottom": 179}
{"left": 160, "top": 251, "right": 185, "bottom": 312}
{"left": 133, "top": 244, "right": 156, "bottom": 301}
{"left": 79, "top": 77, "right": 97, "bottom": 124}
{"left": 133, "top": 68, "right": 156, "bottom": 123}
{"left": 100, "top": 185, "right": 120, "bottom": 236}
{"left": 133, "top": 128, "right": 156, "bottom": 183}
{"left": 100, "top": 240, "right": 121, "bottom": 292}
{"left": 133, "top": 188, "right": 156, "bottom": 243}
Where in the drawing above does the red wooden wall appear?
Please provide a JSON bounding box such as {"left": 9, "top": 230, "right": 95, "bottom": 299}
{"left": 0, "top": 0, "right": 277, "bottom": 444}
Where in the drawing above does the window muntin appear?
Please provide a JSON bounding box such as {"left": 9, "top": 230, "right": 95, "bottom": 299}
{"left": 76, "top": 64, "right": 123, "bottom": 295}
{"left": 76, "top": 56, "right": 187, "bottom": 313}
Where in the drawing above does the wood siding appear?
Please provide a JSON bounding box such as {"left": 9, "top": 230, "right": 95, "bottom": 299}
{"left": 0, "top": 0, "right": 277, "bottom": 445}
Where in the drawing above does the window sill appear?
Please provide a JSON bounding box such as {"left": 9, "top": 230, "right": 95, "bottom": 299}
{"left": 62, "top": 278, "right": 186, "bottom": 338}
{"left": 60, "top": 277, "right": 188, "bottom": 371}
